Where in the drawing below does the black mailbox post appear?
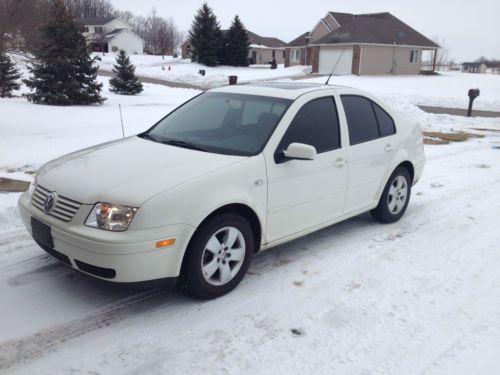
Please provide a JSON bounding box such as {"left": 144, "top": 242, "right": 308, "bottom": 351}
{"left": 467, "top": 89, "right": 480, "bottom": 117}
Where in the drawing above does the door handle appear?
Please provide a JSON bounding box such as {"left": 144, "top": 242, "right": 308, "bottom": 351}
{"left": 384, "top": 144, "right": 394, "bottom": 152}
{"left": 334, "top": 158, "right": 348, "bottom": 168}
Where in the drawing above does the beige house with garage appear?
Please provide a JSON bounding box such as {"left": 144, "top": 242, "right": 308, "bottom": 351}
{"left": 285, "top": 12, "right": 439, "bottom": 75}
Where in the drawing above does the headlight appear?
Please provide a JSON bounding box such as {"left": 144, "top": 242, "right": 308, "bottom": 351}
{"left": 28, "top": 175, "right": 38, "bottom": 196}
{"left": 85, "top": 202, "right": 138, "bottom": 232}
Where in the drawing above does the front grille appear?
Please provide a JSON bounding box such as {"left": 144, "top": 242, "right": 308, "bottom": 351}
{"left": 32, "top": 184, "right": 81, "bottom": 222}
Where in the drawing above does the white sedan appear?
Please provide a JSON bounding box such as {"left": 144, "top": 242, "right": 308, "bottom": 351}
{"left": 18, "top": 82, "right": 425, "bottom": 299}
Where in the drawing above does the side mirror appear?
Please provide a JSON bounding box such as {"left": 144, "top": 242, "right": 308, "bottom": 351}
{"left": 282, "top": 143, "right": 317, "bottom": 161}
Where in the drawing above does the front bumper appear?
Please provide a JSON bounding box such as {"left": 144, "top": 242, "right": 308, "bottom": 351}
{"left": 18, "top": 191, "right": 195, "bottom": 283}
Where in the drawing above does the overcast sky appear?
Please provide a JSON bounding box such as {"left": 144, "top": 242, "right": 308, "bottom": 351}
{"left": 115, "top": 0, "right": 499, "bottom": 62}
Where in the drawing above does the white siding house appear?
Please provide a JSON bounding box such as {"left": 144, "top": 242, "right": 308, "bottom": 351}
{"left": 78, "top": 17, "right": 144, "bottom": 55}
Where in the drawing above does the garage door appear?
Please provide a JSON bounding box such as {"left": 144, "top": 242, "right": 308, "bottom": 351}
{"left": 318, "top": 48, "right": 353, "bottom": 75}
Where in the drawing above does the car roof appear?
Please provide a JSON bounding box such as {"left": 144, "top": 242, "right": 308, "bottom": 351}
{"left": 210, "top": 82, "right": 351, "bottom": 100}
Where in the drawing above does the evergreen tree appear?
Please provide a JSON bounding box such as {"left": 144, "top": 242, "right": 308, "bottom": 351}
{"left": 0, "top": 50, "right": 21, "bottom": 97}
{"left": 23, "top": 0, "right": 104, "bottom": 105}
{"left": 109, "top": 50, "right": 143, "bottom": 95}
{"left": 188, "top": 3, "right": 223, "bottom": 67}
{"left": 224, "top": 15, "right": 250, "bottom": 67}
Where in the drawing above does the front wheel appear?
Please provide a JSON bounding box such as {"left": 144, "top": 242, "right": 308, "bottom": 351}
{"left": 182, "top": 213, "right": 254, "bottom": 299}
{"left": 371, "top": 167, "right": 412, "bottom": 223}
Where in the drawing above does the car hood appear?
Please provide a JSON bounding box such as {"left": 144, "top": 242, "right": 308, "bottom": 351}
{"left": 37, "top": 137, "right": 246, "bottom": 206}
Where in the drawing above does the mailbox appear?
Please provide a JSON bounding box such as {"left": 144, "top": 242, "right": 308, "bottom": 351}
{"left": 467, "top": 88, "right": 480, "bottom": 117}
{"left": 468, "top": 89, "right": 480, "bottom": 99}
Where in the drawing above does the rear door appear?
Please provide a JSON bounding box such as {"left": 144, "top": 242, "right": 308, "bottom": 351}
{"left": 338, "top": 91, "right": 400, "bottom": 213}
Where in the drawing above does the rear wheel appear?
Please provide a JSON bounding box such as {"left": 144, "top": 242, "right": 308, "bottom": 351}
{"left": 371, "top": 167, "right": 412, "bottom": 223}
{"left": 182, "top": 213, "right": 254, "bottom": 299}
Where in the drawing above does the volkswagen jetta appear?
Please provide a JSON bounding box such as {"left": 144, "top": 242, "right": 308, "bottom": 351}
{"left": 18, "top": 82, "right": 425, "bottom": 299}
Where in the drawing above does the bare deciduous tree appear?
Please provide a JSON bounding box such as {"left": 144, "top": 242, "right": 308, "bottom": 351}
{"left": 0, "top": 0, "right": 50, "bottom": 54}
{"left": 133, "top": 8, "right": 181, "bottom": 56}
{"left": 64, "top": 0, "right": 114, "bottom": 18}
{"left": 1, "top": 0, "right": 181, "bottom": 58}
{"left": 432, "top": 36, "right": 449, "bottom": 69}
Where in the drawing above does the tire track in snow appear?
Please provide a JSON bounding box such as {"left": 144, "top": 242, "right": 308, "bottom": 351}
{"left": 0, "top": 288, "right": 170, "bottom": 372}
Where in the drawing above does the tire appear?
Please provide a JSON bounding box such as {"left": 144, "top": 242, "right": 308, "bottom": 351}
{"left": 182, "top": 213, "right": 254, "bottom": 299}
{"left": 371, "top": 167, "right": 412, "bottom": 223}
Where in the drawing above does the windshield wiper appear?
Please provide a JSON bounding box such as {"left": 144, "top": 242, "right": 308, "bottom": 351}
{"left": 163, "top": 139, "right": 208, "bottom": 152}
{"left": 138, "top": 132, "right": 157, "bottom": 141}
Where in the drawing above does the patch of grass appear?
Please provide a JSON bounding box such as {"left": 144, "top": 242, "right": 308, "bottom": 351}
{"left": 423, "top": 131, "right": 484, "bottom": 145}
{"left": 0, "top": 178, "right": 29, "bottom": 193}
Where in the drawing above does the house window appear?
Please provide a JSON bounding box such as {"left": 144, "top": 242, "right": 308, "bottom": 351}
{"left": 291, "top": 49, "right": 301, "bottom": 62}
{"left": 283, "top": 50, "right": 285, "bottom": 59}
{"left": 95, "top": 26, "right": 103, "bottom": 34}
{"left": 410, "top": 49, "right": 419, "bottom": 63}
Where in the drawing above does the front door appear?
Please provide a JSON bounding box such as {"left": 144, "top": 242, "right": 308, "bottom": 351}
{"left": 251, "top": 51, "right": 257, "bottom": 65}
{"left": 265, "top": 94, "right": 348, "bottom": 242}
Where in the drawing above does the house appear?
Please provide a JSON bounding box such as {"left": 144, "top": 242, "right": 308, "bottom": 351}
{"left": 181, "top": 30, "right": 287, "bottom": 65}
{"left": 285, "top": 12, "right": 439, "bottom": 75}
{"left": 246, "top": 31, "right": 287, "bottom": 65}
{"left": 461, "top": 62, "right": 487, "bottom": 74}
{"left": 78, "top": 17, "right": 144, "bottom": 55}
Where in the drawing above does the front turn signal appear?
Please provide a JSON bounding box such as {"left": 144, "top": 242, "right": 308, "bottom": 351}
{"left": 156, "top": 238, "right": 176, "bottom": 249}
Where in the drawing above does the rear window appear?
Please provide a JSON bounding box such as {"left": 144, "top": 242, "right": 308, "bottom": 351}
{"left": 341, "top": 95, "right": 379, "bottom": 145}
{"left": 341, "top": 95, "right": 396, "bottom": 145}
{"left": 372, "top": 103, "right": 396, "bottom": 137}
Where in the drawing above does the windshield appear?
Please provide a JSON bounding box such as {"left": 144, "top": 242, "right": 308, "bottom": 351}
{"left": 142, "top": 92, "right": 292, "bottom": 156}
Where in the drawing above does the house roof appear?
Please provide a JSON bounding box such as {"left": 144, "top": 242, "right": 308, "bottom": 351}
{"left": 77, "top": 17, "right": 116, "bottom": 26}
{"left": 247, "top": 31, "right": 287, "bottom": 48}
{"left": 328, "top": 12, "right": 356, "bottom": 26}
{"left": 462, "top": 62, "right": 486, "bottom": 66}
{"left": 315, "top": 12, "right": 439, "bottom": 48}
{"left": 106, "top": 28, "right": 124, "bottom": 38}
{"left": 287, "top": 32, "right": 311, "bottom": 47}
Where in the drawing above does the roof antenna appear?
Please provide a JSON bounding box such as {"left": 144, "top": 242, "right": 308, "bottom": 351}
{"left": 325, "top": 48, "right": 346, "bottom": 85}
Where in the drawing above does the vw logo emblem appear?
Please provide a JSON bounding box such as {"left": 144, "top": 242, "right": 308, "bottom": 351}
{"left": 43, "top": 192, "right": 56, "bottom": 213}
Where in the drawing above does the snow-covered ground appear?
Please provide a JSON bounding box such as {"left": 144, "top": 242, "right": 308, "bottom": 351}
{"left": 1, "top": 70, "right": 500, "bottom": 374}
{"left": 96, "top": 53, "right": 311, "bottom": 88}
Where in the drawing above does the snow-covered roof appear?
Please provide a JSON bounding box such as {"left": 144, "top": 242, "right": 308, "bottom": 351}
{"left": 211, "top": 82, "right": 348, "bottom": 100}
{"left": 249, "top": 44, "right": 285, "bottom": 50}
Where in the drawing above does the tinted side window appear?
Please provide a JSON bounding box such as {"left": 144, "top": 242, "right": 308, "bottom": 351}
{"left": 341, "top": 95, "right": 379, "bottom": 145}
{"left": 372, "top": 103, "right": 396, "bottom": 137}
{"left": 279, "top": 97, "right": 340, "bottom": 154}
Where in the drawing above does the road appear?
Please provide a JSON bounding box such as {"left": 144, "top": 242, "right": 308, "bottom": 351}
{"left": 1, "top": 136, "right": 500, "bottom": 374}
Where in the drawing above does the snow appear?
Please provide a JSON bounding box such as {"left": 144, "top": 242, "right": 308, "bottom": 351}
{"left": 1, "top": 69, "right": 500, "bottom": 374}
{"left": 96, "top": 52, "right": 311, "bottom": 88}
